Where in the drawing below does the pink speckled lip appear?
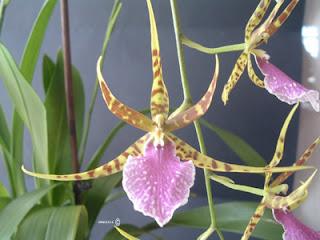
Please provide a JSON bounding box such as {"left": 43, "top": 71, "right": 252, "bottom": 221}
{"left": 255, "top": 56, "right": 319, "bottom": 112}
{"left": 122, "top": 140, "right": 195, "bottom": 227}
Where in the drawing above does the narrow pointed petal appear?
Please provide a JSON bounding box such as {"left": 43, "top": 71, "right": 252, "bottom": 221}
{"left": 245, "top": 0, "right": 271, "bottom": 41}
{"left": 168, "top": 134, "right": 310, "bottom": 174}
{"left": 97, "top": 57, "right": 155, "bottom": 132}
{"left": 166, "top": 55, "right": 219, "bottom": 131}
{"left": 256, "top": 57, "right": 320, "bottom": 112}
{"left": 269, "top": 104, "right": 299, "bottom": 167}
{"left": 222, "top": 52, "right": 248, "bottom": 105}
{"left": 22, "top": 134, "right": 148, "bottom": 181}
{"left": 266, "top": 0, "right": 299, "bottom": 37}
{"left": 241, "top": 202, "right": 266, "bottom": 240}
{"left": 123, "top": 140, "right": 195, "bottom": 227}
{"left": 273, "top": 209, "right": 320, "bottom": 240}
{"left": 250, "top": 0, "right": 284, "bottom": 47}
{"left": 271, "top": 137, "right": 320, "bottom": 187}
{"left": 266, "top": 171, "right": 317, "bottom": 210}
{"left": 247, "top": 57, "right": 265, "bottom": 88}
{"left": 146, "top": 0, "right": 169, "bottom": 119}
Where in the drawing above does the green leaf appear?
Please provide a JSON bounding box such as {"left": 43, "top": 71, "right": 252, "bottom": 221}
{"left": 16, "top": 206, "right": 88, "bottom": 240}
{"left": 0, "top": 44, "right": 49, "bottom": 175}
{"left": 84, "top": 173, "right": 122, "bottom": 228}
{"left": 43, "top": 51, "right": 84, "bottom": 205}
{"left": 0, "top": 184, "right": 57, "bottom": 240}
{"left": 0, "top": 104, "right": 15, "bottom": 196}
{"left": 200, "top": 119, "right": 266, "bottom": 167}
{"left": 42, "top": 54, "right": 56, "bottom": 94}
{"left": 10, "top": 0, "right": 57, "bottom": 196}
{"left": 0, "top": 181, "right": 9, "bottom": 197}
{"left": 167, "top": 202, "right": 282, "bottom": 240}
{"left": 0, "top": 197, "right": 10, "bottom": 211}
{"left": 0, "top": 104, "right": 10, "bottom": 151}
{"left": 20, "top": 0, "right": 58, "bottom": 82}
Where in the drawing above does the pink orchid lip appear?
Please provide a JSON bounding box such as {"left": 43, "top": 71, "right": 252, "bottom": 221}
{"left": 255, "top": 56, "right": 320, "bottom": 112}
{"left": 122, "top": 140, "right": 195, "bottom": 227}
{"left": 273, "top": 209, "right": 320, "bottom": 240}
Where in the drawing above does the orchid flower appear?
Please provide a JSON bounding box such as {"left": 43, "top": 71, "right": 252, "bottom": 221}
{"left": 22, "top": 0, "right": 309, "bottom": 227}
{"left": 273, "top": 209, "right": 320, "bottom": 240}
{"left": 222, "top": 0, "right": 299, "bottom": 104}
{"left": 255, "top": 56, "right": 320, "bottom": 112}
{"left": 239, "top": 104, "right": 320, "bottom": 240}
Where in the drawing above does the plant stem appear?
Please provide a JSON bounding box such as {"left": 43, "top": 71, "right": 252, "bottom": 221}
{"left": 170, "top": 1, "right": 223, "bottom": 239}
{"left": 182, "top": 35, "right": 245, "bottom": 54}
{"left": 60, "top": 0, "right": 81, "bottom": 204}
{"left": 79, "top": 0, "right": 122, "bottom": 164}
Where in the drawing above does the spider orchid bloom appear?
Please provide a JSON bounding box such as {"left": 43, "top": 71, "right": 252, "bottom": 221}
{"left": 222, "top": 0, "right": 299, "bottom": 104}
{"left": 255, "top": 56, "right": 320, "bottom": 112}
{"left": 22, "top": 0, "right": 309, "bottom": 227}
{"left": 273, "top": 209, "right": 320, "bottom": 240}
{"left": 240, "top": 104, "right": 320, "bottom": 240}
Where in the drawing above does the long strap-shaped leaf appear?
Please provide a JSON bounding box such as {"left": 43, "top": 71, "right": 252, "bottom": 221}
{"left": 146, "top": 0, "right": 169, "bottom": 120}
{"left": 22, "top": 134, "right": 148, "bottom": 181}
{"left": 166, "top": 55, "right": 219, "bottom": 132}
{"left": 97, "top": 57, "right": 154, "bottom": 132}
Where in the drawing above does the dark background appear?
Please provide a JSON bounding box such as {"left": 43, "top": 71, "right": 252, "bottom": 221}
{"left": 0, "top": 0, "right": 305, "bottom": 239}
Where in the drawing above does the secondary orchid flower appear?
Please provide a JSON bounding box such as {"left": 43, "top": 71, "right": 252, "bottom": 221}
{"left": 240, "top": 104, "right": 320, "bottom": 240}
{"left": 22, "top": 0, "right": 309, "bottom": 227}
{"left": 222, "top": 0, "right": 299, "bottom": 104}
{"left": 255, "top": 55, "right": 320, "bottom": 112}
{"left": 273, "top": 209, "right": 320, "bottom": 240}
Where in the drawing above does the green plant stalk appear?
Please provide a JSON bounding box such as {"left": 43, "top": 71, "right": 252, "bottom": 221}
{"left": 182, "top": 35, "right": 245, "bottom": 54}
{"left": 79, "top": 0, "right": 122, "bottom": 165}
{"left": 169, "top": 1, "right": 223, "bottom": 239}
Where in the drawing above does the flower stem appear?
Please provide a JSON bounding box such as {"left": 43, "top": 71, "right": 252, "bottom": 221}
{"left": 182, "top": 35, "right": 245, "bottom": 54}
{"left": 60, "top": 0, "right": 81, "bottom": 204}
{"left": 170, "top": 1, "right": 223, "bottom": 239}
{"left": 79, "top": 0, "right": 122, "bottom": 164}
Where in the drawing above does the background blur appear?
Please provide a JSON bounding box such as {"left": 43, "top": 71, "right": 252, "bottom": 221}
{"left": 0, "top": 0, "right": 318, "bottom": 239}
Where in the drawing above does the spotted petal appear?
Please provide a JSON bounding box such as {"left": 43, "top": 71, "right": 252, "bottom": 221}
{"left": 22, "top": 134, "right": 149, "bottom": 181}
{"left": 123, "top": 140, "right": 195, "bottom": 227}
{"left": 256, "top": 57, "right": 320, "bottom": 112}
{"left": 245, "top": 0, "right": 271, "bottom": 42}
{"left": 97, "top": 57, "right": 155, "bottom": 132}
{"left": 146, "top": 0, "right": 169, "bottom": 120}
{"left": 266, "top": 0, "right": 300, "bottom": 37}
{"left": 166, "top": 55, "right": 219, "bottom": 132}
{"left": 273, "top": 209, "right": 320, "bottom": 240}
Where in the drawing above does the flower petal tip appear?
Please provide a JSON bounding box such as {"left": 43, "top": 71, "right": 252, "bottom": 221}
{"left": 122, "top": 141, "right": 195, "bottom": 227}
{"left": 256, "top": 57, "right": 320, "bottom": 112}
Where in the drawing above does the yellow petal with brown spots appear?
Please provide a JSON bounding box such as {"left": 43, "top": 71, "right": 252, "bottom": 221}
{"left": 165, "top": 55, "right": 219, "bottom": 132}
{"left": 241, "top": 202, "right": 266, "bottom": 240}
{"left": 168, "top": 133, "right": 310, "bottom": 174}
{"left": 266, "top": 0, "right": 299, "bottom": 37}
{"left": 271, "top": 137, "right": 320, "bottom": 187}
{"left": 222, "top": 52, "right": 248, "bottom": 105}
{"left": 269, "top": 103, "right": 299, "bottom": 167}
{"left": 247, "top": 57, "right": 264, "bottom": 88}
{"left": 245, "top": 0, "right": 271, "bottom": 42}
{"left": 97, "top": 57, "right": 154, "bottom": 132}
{"left": 22, "top": 134, "right": 149, "bottom": 181}
{"left": 146, "top": 0, "right": 169, "bottom": 119}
